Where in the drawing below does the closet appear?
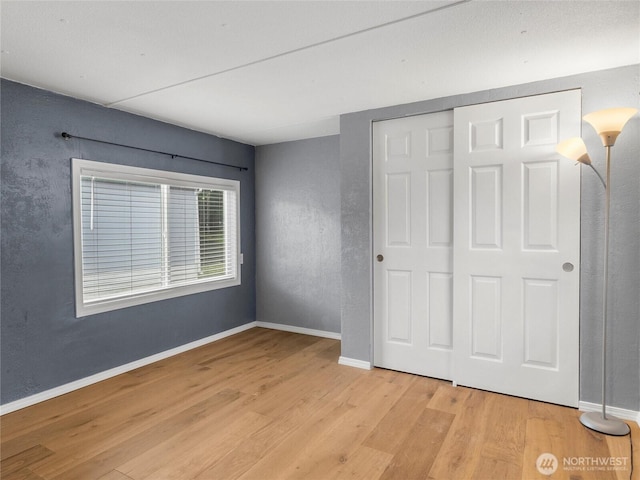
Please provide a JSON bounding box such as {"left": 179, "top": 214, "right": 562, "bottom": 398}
{"left": 372, "top": 90, "right": 581, "bottom": 407}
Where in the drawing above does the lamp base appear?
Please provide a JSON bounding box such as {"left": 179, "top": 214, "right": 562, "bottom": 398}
{"left": 579, "top": 411, "right": 630, "bottom": 436}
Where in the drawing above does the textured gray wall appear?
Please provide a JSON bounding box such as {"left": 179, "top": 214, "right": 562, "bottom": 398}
{"left": 340, "top": 65, "right": 640, "bottom": 410}
{"left": 1, "top": 79, "right": 256, "bottom": 405}
{"left": 256, "top": 136, "right": 341, "bottom": 334}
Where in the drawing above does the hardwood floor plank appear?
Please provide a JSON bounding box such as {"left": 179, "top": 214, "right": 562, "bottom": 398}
{"left": 378, "top": 407, "right": 455, "bottom": 480}
{"left": 363, "top": 375, "right": 441, "bottom": 454}
{"left": 198, "top": 351, "right": 368, "bottom": 479}
{"left": 192, "top": 328, "right": 284, "bottom": 366}
{"left": 0, "top": 373, "right": 144, "bottom": 448}
{"left": 269, "top": 379, "right": 411, "bottom": 479}
{"left": 426, "top": 382, "right": 471, "bottom": 415}
{"left": 136, "top": 411, "right": 272, "bottom": 480}
{"left": 35, "top": 389, "right": 245, "bottom": 480}
{"left": 1, "top": 403, "right": 115, "bottom": 462}
{"left": 472, "top": 456, "right": 526, "bottom": 480}
{"left": 96, "top": 470, "right": 134, "bottom": 480}
{"left": 115, "top": 391, "right": 255, "bottom": 478}
{"left": 228, "top": 336, "right": 340, "bottom": 398}
{"left": 243, "top": 359, "right": 362, "bottom": 419}
{"left": 28, "top": 384, "right": 244, "bottom": 477}
{"left": 320, "top": 445, "right": 393, "bottom": 480}
{"left": 426, "top": 388, "right": 492, "bottom": 479}
{"left": 1, "top": 468, "right": 47, "bottom": 480}
{"left": 193, "top": 398, "right": 333, "bottom": 480}
{"left": 330, "top": 367, "right": 408, "bottom": 408}
{"left": 0, "top": 444, "right": 53, "bottom": 478}
{"left": 522, "top": 400, "right": 571, "bottom": 479}
{"left": 474, "top": 393, "right": 528, "bottom": 478}
{"left": 234, "top": 401, "right": 355, "bottom": 480}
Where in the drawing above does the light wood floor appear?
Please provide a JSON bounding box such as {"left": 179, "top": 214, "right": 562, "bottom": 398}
{"left": 1, "top": 327, "right": 637, "bottom": 480}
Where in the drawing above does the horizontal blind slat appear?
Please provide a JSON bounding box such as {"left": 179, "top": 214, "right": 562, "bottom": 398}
{"left": 80, "top": 174, "right": 238, "bottom": 305}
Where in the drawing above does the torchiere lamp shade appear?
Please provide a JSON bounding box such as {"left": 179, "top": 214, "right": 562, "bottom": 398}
{"left": 556, "top": 137, "right": 592, "bottom": 165}
{"left": 583, "top": 107, "right": 638, "bottom": 146}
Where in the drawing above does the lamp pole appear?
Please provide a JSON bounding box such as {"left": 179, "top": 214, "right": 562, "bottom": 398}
{"left": 601, "top": 144, "right": 611, "bottom": 421}
{"left": 579, "top": 143, "right": 630, "bottom": 436}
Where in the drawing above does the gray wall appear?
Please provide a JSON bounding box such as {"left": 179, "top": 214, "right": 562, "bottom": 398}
{"left": 340, "top": 65, "right": 640, "bottom": 411}
{"left": 1, "top": 79, "right": 256, "bottom": 405}
{"left": 256, "top": 136, "right": 341, "bottom": 334}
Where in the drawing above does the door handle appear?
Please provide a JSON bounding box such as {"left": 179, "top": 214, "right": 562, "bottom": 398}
{"left": 377, "top": 254, "right": 384, "bottom": 262}
{"left": 562, "top": 262, "right": 574, "bottom": 272}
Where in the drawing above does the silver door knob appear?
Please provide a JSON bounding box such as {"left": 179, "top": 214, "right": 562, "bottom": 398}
{"left": 562, "top": 262, "right": 574, "bottom": 272}
{"left": 377, "top": 254, "right": 384, "bottom": 262}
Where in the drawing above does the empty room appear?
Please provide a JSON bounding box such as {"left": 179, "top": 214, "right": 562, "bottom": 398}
{"left": 1, "top": 1, "right": 639, "bottom": 479}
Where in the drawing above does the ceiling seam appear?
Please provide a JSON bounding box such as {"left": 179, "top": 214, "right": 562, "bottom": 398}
{"left": 105, "top": 0, "right": 471, "bottom": 107}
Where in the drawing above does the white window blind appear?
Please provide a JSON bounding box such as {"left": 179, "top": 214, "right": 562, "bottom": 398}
{"left": 72, "top": 159, "right": 240, "bottom": 317}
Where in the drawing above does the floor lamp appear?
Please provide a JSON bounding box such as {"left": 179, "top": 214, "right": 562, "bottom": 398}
{"left": 556, "top": 107, "right": 637, "bottom": 436}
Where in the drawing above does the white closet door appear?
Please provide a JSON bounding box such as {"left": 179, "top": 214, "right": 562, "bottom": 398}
{"left": 373, "top": 111, "right": 454, "bottom": 380}
{"left": 452, "top": 90, "right": 581, "bottom": 407}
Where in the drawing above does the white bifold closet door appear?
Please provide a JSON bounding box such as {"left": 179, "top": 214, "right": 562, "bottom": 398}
{"left": 373, "top": 90, "right": 581, "bottom": 407}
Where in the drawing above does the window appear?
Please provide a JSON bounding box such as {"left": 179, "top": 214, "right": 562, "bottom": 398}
{"left": 72, "top": 159, "right": 241, "bottom": 317}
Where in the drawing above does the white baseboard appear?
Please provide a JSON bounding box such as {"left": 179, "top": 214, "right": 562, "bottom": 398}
{"left": 255, "top": 321, "right": 341, "bottom": 340}
{"left": 0, "top": 321, "right": 257, "bottom": 416}
{"left": 338, "top": 356, "right": 372, "bottom": 370}
{"left": 579, "top": 401, "right": 640, "bottom": 426}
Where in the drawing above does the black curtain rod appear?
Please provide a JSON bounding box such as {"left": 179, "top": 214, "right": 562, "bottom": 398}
{"left": 60, "top": 132, "right": 248, "bottom": 172}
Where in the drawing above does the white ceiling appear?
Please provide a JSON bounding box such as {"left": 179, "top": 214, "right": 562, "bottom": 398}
{"left": 2, "top": 1, "right": 639, "bottom": 146}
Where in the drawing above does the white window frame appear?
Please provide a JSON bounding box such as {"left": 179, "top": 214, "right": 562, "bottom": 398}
{"left": 72, "top": 158, "right": 241, "bottom": 317}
